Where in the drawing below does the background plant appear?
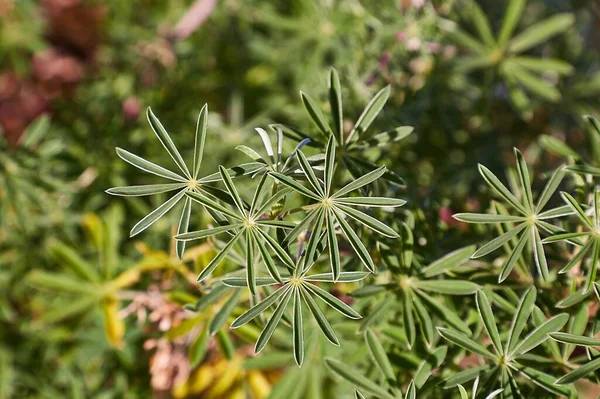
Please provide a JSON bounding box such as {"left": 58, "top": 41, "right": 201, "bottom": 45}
{"left": 3, "top": 0, "right": 600, "bottom": 398}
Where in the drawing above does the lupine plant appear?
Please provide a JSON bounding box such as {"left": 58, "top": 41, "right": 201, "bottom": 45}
{"left": 104, "top": 70, "right": 600, "bottom": 398}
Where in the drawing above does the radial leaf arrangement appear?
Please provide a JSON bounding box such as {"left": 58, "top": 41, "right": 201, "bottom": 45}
{"left": 236, "top": 125, "right": 311, "bottom": 177}
{"left": 223, "top": 254, "right": 368, "bottom": 367}
{"left": 543, "top": 187, "right": 600, "bottom": 292}
{"left": 549, "top": 332, "right": 600, "bottom": 385}
{"left": 443, "top": 0, "right": 574, "bottom": 111}
{"left": 353, "top": 244, "right": 479, "bottom": 348}
{"left": 175, "top": 168, "right": 296, "bottom": 294}
{"left": 280, "top": 68, "right": 413, "bottom": 185}
{"left": 438, "top": 289, "right": 572, "bottom": 397}
{"left": 454, "top": 148, "right": 569, "bottom": 282}
{"left": 106, "top": 106, "right": 262, "bottom": 258}
{"left": 269, "top": 136, "right": 406, "bottom": 279}
{"left": 456, "top": 376, "right": 503, "bottom": 399}
{"left": 326, "top": 330, "right": 418, "bottom": 399}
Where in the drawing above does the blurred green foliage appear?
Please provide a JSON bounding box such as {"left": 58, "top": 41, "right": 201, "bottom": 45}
{"left": 2, "top": 0, "right": 600, "bottom": 397}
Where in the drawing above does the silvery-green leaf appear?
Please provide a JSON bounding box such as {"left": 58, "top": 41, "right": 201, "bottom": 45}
{"left": 300, "top": 286, "right": 339, "bottom": 346}
{"left": 365, "top": 329, "right": 395, "bottom": 384}
{"left": 333, "top": 166, "right": 387, "bottom": 198}
{"left": 510, "top": 313, "right": 569, "bottom": 357}
{"left": 300, "top": 91, "right": 332, "bottom": 139}
{"left": 292, "top": 287, "right": 304, "bottom": 366}
{"left": 106, "top": 183, "right": 187, "bottom": 196}
{"left": 130, "top": 190, "right": 186, "bottom": 236}
{"left": 325, "top": 358, "right": 395, "bottom": 399}
{"left": 478, "top": 164, "right": 527, "bottom": 214}
{"left": 255, "top": 288, "right": 293, "bottom": 354}
{"left": 115, "top": 147, "right": 186, "bottom": 182}
{"left": 147, "top": 108, "right": 190, "bottom": 178}
{"left": 347, "top": 85, "right": 390, "bottom": 143}
{"left": 193, "top": 104, "right": 208, "bottom": 179}
{"left": 506, "top": 286, "right": 537, "bottom": 354}
{"left": 329, "top": 68, "right": 343, "bottom": 144}
{"left": 232, "top": 285, "right": 291, "bottom": 329}
{"left": 209, "top": 289, "right": 242, "bottom": 335}
{"left": 304, "top": 283, "right": 360, "bottom": 319}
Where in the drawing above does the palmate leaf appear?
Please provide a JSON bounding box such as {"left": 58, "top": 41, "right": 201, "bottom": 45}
{"left": 550, "top": 332, "right": 600, "bottom": 385}
{"left": 543, "top": 189, "right": 600, "bottom": 292}
{"left": 457, "top": 152, "right": 568, "bottom": 282}
{"left": 325, "top": 358, "right": 395, "bottom": 399}
{"left": 439, "top": 288, "right": 569, "bottom": 395}
{"left": 284, "top": 68, "right": 412, "bottom": 186}
{"left": 270, "top": 137, "right": 404, "bottom": 276}
{"left": 109, "top": 106, "right": 240, "bottom": 258}
{"left": 175, "top": 174, "right": 295, "bottom": 290}
{"left": 231, "top": 264, "right": 367, "bottom": 364}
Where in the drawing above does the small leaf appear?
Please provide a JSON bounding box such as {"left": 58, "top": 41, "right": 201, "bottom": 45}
{"left": 269, "top": 172, "right": 321, "bottom": 201}
{"left": 422, "top": 245, "right": 476, "bottom": 277}
{"left": 472, "top": 223, "right": 527, "bottom": 258}
{"left": 333, "top": 208, "right": 376, "bottom": 272}
{"left": 255, "top": 288, "right": 293, "bottom": 354}
{"left": 531, "top": 227, "right": 549, "bottom": 280}
{"left": 506, "top": 287, "right": 537, "bottom": 354}
{"left": 305, "top": 271, "right": 370, "bottom": 282}
{"left": 246, "top": 231, "right": 257, "bottom": 295}
{"left": 209, "top": 289, "right": 243, "bottom": 335}
{"left": 478, "top": 164, "right": 527, "bottom": 214}
{"left": 292, "top": 287, "right": 304, "bottom": 367}
{"left": 549, "top": 332, "right": 600, "bottom": 347}
{"left": 539, "top": 135, "right": 579, "bottom": 159}
{"left": 365, "top": 329, "right": 395, "bottom": 384}
{"left": 324, "top": 136, "right": 336, "bottom": 196}
{"left": 555, "top": 357, "right": 600, "bottom": 385}
{"left": 437, "top": 328, "right": 495, "bottom": 359}
{"left": 333, "top": 166, "right": 387, "bottom": 198}
{"left": 413, "top": 280, "right": 479, "bottom": 295}
{"left": 300, "top": 286, "right": 339, "bottom": 346}
{"left": 232, "top": 285, "right": 291, "bottom": 329}
{"left": 499, "top": 229, "right": 530, "bottom": 282}
{"left": 335, "top": 204, "right": 399, "bottom": 238}
{"left": 219, "top": 165, "right": 247, "bottom": 216}
{"left": 296, "top": 150, "right": 325, "bottom": 197}
{"left": 255, "top": 127, "right": 275, "bottom": 164}
{"left": 329, "top": 68, "right": 343, "bottom": 144}
{"left": 414, "top": 346, "right": 447, "bottom": 388}
{"left": 189, "top": 323, "right": 210, "bottom": 368}
{"left": 193, "top": 104, "right": 208, "bottom": 179}
{"left": 347, "top": 85, "right": 390, "bottom": 143}
{"left": 147, "top": 108, "right": 190, "bottom": 178}
{"left": 197, "top": 230, "right": 244, "bottom": 282}
{"left": 508, "top": 13, "right": 574, "bottom": 53}
{"left": 186, "top": 191, "right": 243, "bottom": 221}
{"left": 453, "top": 213, "right": 525, "bottom": 223}
{"left": 300, "top": 91, "right": 332, "bottom": 139}
{"left": 130, "top": 190, "right": 186, "bottom": 236}
{"left": 512, "top": 57, "right": 573, "bottom": 76}
{"left": 325, "top": 358, "right": 395, "bottom": 399}
{"left": 498, "top": 0, "right": 527, "bottom": 45}
{"left": 510, "top": 313, "right": 569, "bottom": 357}
{"left": 403, "top": 290, "right": 416, "bottom": 348}
{"left": 176, "top": 196, "right": 192, "bottom": 259}
{"left": 476, "top": 290, "right": 503, "bottom": 355}
{"left": 175, "top": 224, "right": 242, "bottom": 242}
{"left": 443, "top": 365, "right": 493, "bottom": 388}
{"left": 514, "top": 148, "right": 534, "bottom": 210}
{"left": 304, "top": 283, "right": 361, "bottom": 320}
{"left": 115, "top": 147, "right": 186, "bottom": 182}
{"left": 106, "top": 183, "right": 186, "bottom": 196}
{"left": 334, "top": 197, "right": 406, "bottom": 208}
{"left": 325, "top": 210, "right": 341, "bottom": 281}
